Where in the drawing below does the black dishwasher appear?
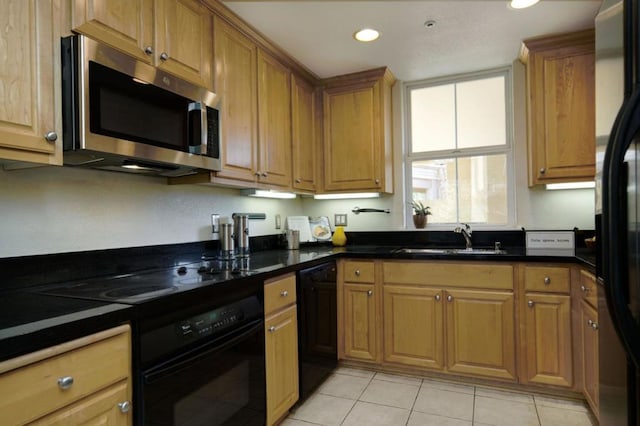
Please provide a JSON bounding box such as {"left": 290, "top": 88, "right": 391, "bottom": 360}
{"left": 296, "top": 261, "right": 338, "bottom": 403}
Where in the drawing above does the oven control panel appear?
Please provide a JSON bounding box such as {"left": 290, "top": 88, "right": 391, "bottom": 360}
{"left": 177, "top": 305, "right": 244, "bottom": 339}
{"left": 140, "top": 294, "right": 263, "bottom": 366}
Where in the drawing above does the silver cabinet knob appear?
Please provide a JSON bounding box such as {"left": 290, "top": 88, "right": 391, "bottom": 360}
{"left": 591, "top": 321, "right": 599, "bottom": 330}
{"left": 580, "top": 285, "right": 588, "bottom": 292}
{"left": 295, "top": 178, "right": 301, "bottom": 183}
{"left": 160, "top": 52, "right": 169, "bottom": 61}
{"left": 375, "top": 179, "right": 380, "bottom": 184}
{"left": 543, "top": 276, "right": 551, "bottom": 285}
{"left": 268, "top": 326, "right": 276, "bottom": 333}
{"left": 144, "top": 46, "right": 154, "bottom": 55}
{"left": 539, "top": 167, "right": 546, "bottom": 174}
{"left": 527, "top": 300, "right": 535, "bottom": 308}
{"left": 355, "top": 270, "right": 361, "bottom": 276}
{"left": 261, "top": 172, "right": 268, "bottom": 177}
{"left": 435, "top": 294, "right": 441, "bottom": 301}
{"left": 447, "top": 295, "right": 453, "bottom": 302}
{"left": 280, "top": 290, "right": 288, "bottom": 297}
{"left": 587, "top": 319, "right": 593, "bottom": 326}
{"left": 367, "top": 290, "right": 373, "bottom": 296}
{"left": 44, "top": 131, "right": 58, "bottom": 142}
{"left": 57, "top": 376, "right": 74, "bottom": 390}
{"left": 118, "top": 401, "right": 131, "bottom": 413}
{"left": 254, "top": 171, "right": 261, "bottom": 177}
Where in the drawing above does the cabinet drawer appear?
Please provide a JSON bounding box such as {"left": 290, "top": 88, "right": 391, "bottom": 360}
{"left": 383, "top": 261, "right": 513, "bottom": 290}
{"left": 0, "top": 326, "right": 130, "bottom": 425}
{"left": 265, "top": 274, "right": 297, "bottom": 315}
{"left": 524, "top": 266, "right": 570, "bottom": 293}
{"left": 343, "top": 261, "right": 375, "bottom": 283}
{"left": 579, "top": 269, "right": 598, "bottom": 308}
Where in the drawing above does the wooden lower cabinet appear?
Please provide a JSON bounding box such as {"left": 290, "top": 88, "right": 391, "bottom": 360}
{"left": 31, "top": 381, "right": 130, "bottom": 425}
{"left": 264, "top": 274, "right": 298, "bottom": 426}
{"left": 523, "top": 293, "right": 573, "bottom": 387}
{"left": 265, "top": 305, "right": 299, "bottom": 425}
{"left": 0, "top": 325, "right": 132, "bottom": 425}
{"left": 445, "top": 289, "right": 516, "bottom": 380}
{"left": 580, "top": 299, "right": 599, "bottom": 416}
{"left": 343, "top": 282, "right": 379, "bottom": 362}
{"left": 383, "top": 286, "right": 444, "bottom": 369}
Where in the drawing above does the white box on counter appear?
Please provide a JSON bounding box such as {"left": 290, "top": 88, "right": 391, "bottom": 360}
{"left": 525, "top": 231, "right": 575, "bottom": 257}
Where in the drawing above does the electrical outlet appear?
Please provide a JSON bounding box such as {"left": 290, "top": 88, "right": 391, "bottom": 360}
{"left": 275, "top": 214, "right": 282, "bottom": 229}
{"left": 335, "top": 214, "right": 347, "bottom": 226}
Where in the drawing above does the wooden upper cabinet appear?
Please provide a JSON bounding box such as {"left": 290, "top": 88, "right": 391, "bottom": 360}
{"left": 257, "top": 49, "right": 292, "bottom": 188}
{"left": 155, "top": 0, "right": 213, "bottom": 89}
{"left": 213, "top": 16, "right": 258, "bottom": 182}
{"left": 0, "top": 0, "right": 62, "bottom": 166}
{"left": 520, "top": 29, "right": 595, "bottom": 186}
{"left": 322, "top": 67, "right": 395, "bottom": 193}
{"left": 291, "top": 74, "right": 318, "bottom": 192}
{"left": 72, "top": 0, "right": 213, "bottom": 90}
{"left": 71, "top": 0, "right": 154, "bottom": 64}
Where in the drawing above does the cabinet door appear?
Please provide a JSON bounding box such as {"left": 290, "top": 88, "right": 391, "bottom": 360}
{"left": 343, "top": 283, "right": 378, "bottom": 362}
{"left": 581, "top": 299, "right": 599, "bottom": 416}
{"left": 524, "top": 30, "right": 595, "bottom": 185}
{"left": 265, "top": 305, "right": 299, "bottom": 426}
{"left": 383, "top": 286, "right": 444, "bottom": 370}
{"left": 523, "top": 293, "right": 573, "bottom": 387}
{"left": 291, "top": 74, "right": 317, "bottom": 192}
{"left": 257, "top": 50, "right": 292, "bottom": 188}
{"left": 213, "top": 17, "right": 258, "bottom": 182}
{"left": 72, "top": 0, "right": 154, "bottom": 63}
{"left": 445, "top": 289, "right": 516, "bottom": 380}
{"left": 0, "top": 0, "right": 61, "bottom": 165}
{"left": 323, "top": 83, "right": 382, "bottom": 191}
{"left": 155, "top": 0, "right": 213, "bottom": 90}
{"left": 30, "top": 381, "right": 131, "bottom": 425}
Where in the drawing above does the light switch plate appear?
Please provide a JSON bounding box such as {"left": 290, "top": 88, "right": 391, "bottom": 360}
{"left": 335, "top": 214, "right": 347, "bottom": 226}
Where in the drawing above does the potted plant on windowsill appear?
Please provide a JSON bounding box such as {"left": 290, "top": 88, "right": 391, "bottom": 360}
{"left": 410, "top": 200, "right": 432, "bottom": 229}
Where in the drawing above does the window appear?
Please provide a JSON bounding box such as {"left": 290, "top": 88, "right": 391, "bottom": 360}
{"left": 404, "top": 67, "right": 514, "bottom": 227}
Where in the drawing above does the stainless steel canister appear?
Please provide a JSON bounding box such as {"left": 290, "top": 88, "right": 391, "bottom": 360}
{"left": 234, "top": 214, "right": 250, "bottom": 257}
{"left": 219, "top": 223, "right": 235, "bottom": 259}
{"left": 286, "top": 229, "right": 300, "bottom": 250}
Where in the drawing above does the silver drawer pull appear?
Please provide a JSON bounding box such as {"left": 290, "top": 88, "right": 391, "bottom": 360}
{"left": 118, "top": 401, "right": 131, "bottom": 413}
{"left": 527, "top": 300, "right": 535, "bottom": 308}
{"left": 280, "top": 290, "right": 288, "bottom": 297}
{"left": 435, "top": 294, "right": 441, "bottom": 301}
{"left": 447, "top": 295, "right": 453, "bottom": 302}
{"left": 268, "top": 326, "right": 276, "bottom": 333}
{"left": 543, "top": 276, "right": 551, "bottom": 285}
{"left": 355, "top": 270, "right": 361, "bottom": 276}
{"left": 57, "top": 376, "right": 74, "bottom": 390}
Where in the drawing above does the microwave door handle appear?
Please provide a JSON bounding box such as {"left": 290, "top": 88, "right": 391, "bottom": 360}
{"left": 187, "top": 102, "right": 205, "bottom": 155}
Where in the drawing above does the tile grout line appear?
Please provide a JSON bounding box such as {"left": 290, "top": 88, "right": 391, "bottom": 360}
{"left": 406, "top": 377, "right": 424, "bottom": 426}
{"left": 533, "top": 395, "right": 543, "bottom": 426}
{"left": 338, "top": 371, "right": 376, "bottom": 425}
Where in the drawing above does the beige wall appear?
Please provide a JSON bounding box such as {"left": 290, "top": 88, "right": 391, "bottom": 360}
{"left": 0, "top": 61, "right": 594, "bottom": 258}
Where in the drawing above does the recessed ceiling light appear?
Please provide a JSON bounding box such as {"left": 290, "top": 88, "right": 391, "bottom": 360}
{"left": 509, "top": 0, "right": 540, "bottom": 9}
{"left": 353, "top": 28, "right": 380, "bottom": 42}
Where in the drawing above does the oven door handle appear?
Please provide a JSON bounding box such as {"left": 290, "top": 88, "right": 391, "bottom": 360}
{"left": 143, "top": 318, "right": 264, "bottom": 385}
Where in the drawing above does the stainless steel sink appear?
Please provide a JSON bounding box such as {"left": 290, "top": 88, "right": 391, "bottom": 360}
{"left": 394, "top": 248, "right": 506, "bottom": 255}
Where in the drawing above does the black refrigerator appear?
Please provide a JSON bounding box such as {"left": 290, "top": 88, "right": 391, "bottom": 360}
{"left": 599, "top": 0, "right": 640, "bottom": 424}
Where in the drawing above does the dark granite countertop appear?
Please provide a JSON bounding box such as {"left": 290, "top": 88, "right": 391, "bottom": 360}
{"left": 0, "top": 239, "right": 596, "bottom": 362}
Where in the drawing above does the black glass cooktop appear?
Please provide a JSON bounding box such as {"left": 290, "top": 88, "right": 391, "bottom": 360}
{"left": 35, "top": 261, "right": 257, "bottom": 304}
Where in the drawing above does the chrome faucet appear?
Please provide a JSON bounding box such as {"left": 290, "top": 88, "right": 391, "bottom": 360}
{"left": 454, "top": 223, "right": 473, "bottom": 249}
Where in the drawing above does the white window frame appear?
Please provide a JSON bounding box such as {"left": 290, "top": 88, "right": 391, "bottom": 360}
{"left": 403, "top": 66, "right": 516, "bottom": 230}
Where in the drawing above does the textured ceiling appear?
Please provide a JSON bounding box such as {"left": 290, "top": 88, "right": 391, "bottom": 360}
{"left": 223, "top": 0, "right": 602, "bottom": 81}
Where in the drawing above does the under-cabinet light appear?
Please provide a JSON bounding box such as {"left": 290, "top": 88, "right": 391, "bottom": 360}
{"left": 509, "top": 0, "right": 540, "bottom": 9}
{"left": 545, "top": 182, "right": 595, "bottom": 190}
{"left": 313, "top": 193, "right": 380, "bottom": 200}
{"left": 241, "top": 189, "right": 297, "bottom": 199}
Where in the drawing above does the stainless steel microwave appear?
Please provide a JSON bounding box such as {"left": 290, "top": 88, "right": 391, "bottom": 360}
{"left": 61, "top": 35, "right": 221, "bottom": 177}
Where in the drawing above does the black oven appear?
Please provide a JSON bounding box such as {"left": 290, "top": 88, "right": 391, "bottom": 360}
{"left": 138, "top": 295, "right": 265, "bottom": 425}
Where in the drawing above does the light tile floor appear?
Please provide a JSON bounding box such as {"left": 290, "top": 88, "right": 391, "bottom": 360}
{"left": 283, "top": 367, "right": 597, "bottom": 426}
